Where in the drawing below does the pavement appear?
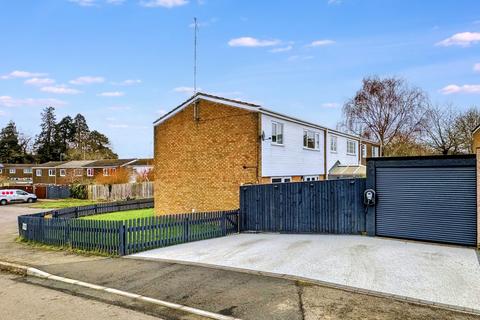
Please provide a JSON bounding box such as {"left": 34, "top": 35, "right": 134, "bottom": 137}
{"left": 0, "top": 271, "right": 164, "bottom": 320}
{"left": 1, "top": 204, "right": 480, "bottom": 319}
{"left": 132, "top": 233, "right": 480, "bottom": 312}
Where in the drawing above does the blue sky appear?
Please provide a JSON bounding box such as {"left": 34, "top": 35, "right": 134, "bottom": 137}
{"left": 1, "top": 0, "right": 480, "bottom": 158}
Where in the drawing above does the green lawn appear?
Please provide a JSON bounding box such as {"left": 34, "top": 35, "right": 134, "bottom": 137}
{"left": 81, "top": 208, "right": 154, "bottom": 221}
{"left": 30, "top": 198, "right": 99, "bottom": 209}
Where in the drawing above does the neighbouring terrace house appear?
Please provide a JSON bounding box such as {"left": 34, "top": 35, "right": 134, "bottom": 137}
{"left": 32, "top": 159, "right": 140, "bottom": 185}
{"left": 0, "top": 163, "right": 34, "bottom": 186}
{"left": 153, "top": 92, "right": 381, "bottom": 214}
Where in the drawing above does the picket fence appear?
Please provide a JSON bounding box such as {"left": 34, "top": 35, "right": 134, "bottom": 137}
{"left": 88, "top": 182, "right": 154, "bottom": 201}
{"left": 18, "top": 199, "right": 239, "bottom": 256}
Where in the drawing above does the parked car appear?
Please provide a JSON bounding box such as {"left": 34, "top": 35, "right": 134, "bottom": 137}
{"left": 0, "top": 189, "right": 37, "bottom": 205}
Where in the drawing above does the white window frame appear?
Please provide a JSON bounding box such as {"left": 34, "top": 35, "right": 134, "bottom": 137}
{"left": 271, "top": 121, "right": 284, "bottom": 145}
{"left": 48, "top": 169, "right": 55, "bottom": 177}
{"left": 87, "top": 168, "right": 94, "bottom": 177}
{"left": 271, "top": 177, "right": 292, "bottom": 183}
{"left": 330, "top": 135, "right": 337, "bottom": 153}
{"left": 372, "top": 146, "right": 379, "bottom": 157}
{"left": 9, "top": 168, "right": 16, "bottom": 174}
{"left": 23, "top": 168, "right": 32, "bottom": 174}
{"left": 303, "top": 176, "right": 319, "bottom": 182}
{"left": 36, "top": 169, "right": 42, "bottom": 177}
{"left": 303, "top": 130, "right": 320, "bottom": 150}
{"left": 59, "top": 169, "right": 66, "bottom": 177}
{"left": 103, "top": 168, "right": 110, "bottom": 176}
{"left": 74, "top": 169, "right": 83, "bottom": 176}
{"left": 361, "top": 144, "right": 367, "bottom": 158}
{"left": 347, "top": 140, "right": 357, "bottom": 156}
{"left": 0, "top": 169, "right": 2, "bottom": 174}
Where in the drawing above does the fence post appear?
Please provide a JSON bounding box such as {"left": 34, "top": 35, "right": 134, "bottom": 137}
{"left": 222, "top": 212, "right": 227, "bottom": 236}
{"left": 119, "top": 222, "right": 127, "bottom": 256}
{"left": 184, "top": 216, "right": 189, "bottom": 242}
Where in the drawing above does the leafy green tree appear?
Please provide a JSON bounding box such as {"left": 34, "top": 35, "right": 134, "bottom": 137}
{"left": 0, "top": 121, "right": 24, "bottom": 163}
{"left": 54, "top": 116, "right": 75, "bottom": 159}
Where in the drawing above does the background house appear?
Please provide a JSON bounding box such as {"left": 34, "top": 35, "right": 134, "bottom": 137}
{"left": 153, "top": 92, "right": 381, "bottom": 214}
{"left": 0, "top": 164, "right": 34, "bottom": 187}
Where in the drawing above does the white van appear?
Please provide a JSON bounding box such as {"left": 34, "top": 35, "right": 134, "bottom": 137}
{"left": 0, "top": 189, "right": 37, "bottom": 205}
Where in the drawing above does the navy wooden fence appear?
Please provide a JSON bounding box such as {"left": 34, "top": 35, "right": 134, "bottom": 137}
{"left": 240, "top": 178, "right": 366, "bottom": 234}
{"left": 18, "top": 199, "right": 239, "bottom": 255}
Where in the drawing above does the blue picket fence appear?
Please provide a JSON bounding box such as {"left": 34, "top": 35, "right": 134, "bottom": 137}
{"left": 240, "top": 178, "right": 367, "bottom": 234}
{"left": 18, "top": 199, "right": 239, "bottom": 255}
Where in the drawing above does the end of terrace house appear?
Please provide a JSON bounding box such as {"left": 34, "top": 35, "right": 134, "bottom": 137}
{"left": 153, "top": 92, "right": 381, "bottom": 215}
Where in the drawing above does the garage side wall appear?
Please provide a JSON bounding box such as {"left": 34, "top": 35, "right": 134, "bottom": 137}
{"left": 477, "top": 149, "right": 480, "bottom": 248}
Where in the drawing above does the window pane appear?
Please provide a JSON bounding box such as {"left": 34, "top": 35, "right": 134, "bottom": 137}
{"left": 271, "top": 178, "right": 282, "bottom": 183}
{"left": 315, "top": 134, "right": 320, "bottom": 149}
{"left": 271, "top": 123, "right": 277, "bottom": 143}
{"left": 303, "top": 131, "right": 307, "bottom": 147}
{"left": 277, "top": 124, "right": 283, "bottom": 144}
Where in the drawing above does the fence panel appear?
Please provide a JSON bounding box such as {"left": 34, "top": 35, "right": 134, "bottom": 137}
{"left": 240, "top": 178, "right": 366, "bottom": 234}
{"left": 125, "top": 210, "right": 239, "bottom": 255}
{"left": 18, "top": 199, "right": 238, "bottom": 256}
{"left": 88, "top": 182, "right": 154, "bottom": 201}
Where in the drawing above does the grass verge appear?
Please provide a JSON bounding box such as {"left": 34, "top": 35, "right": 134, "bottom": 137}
{"left": 80, "top": 208, "right": 154, "bottom": 221}
{"left": 15, "top": 236, "right": 116, "bottom": 257}
{"left": 29, "top": 198, "right": 99, "bottom": 209}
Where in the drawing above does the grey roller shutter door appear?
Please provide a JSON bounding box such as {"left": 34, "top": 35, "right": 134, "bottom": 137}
{"left": 376, "top": 166, "right": 476, "bottom": 246}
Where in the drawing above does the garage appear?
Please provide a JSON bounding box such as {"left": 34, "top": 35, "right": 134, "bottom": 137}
{"left": 367, "top": 155, "right": 477, "bottom": 246}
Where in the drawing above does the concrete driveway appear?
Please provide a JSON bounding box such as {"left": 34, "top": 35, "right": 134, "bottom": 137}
{"left": 132, "top": 233, "right": 480, "bottom": 312}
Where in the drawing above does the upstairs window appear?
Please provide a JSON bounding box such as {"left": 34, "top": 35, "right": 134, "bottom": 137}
{"left": 361, "top": 144, "right": 367, "bottom": 158}
{"left": 303, "top": 176, "right": 319, "bottom": 182}
{"left": 271, "top": 121, "right": 284, "bottom": 145}
{"left": 87, "top": 168, "right": 94, "bottom": 177}
{"left": 36, "top": 169, "right": 42, "bottom": 177}
{"left": 59, "top": 169, "right": 66, "bottom": 177}
{"left": 74, "top": 169, "right": 83, "bottom": 176}
{"left": 23, "top": 168, "right": 32, "bottom": 174}
{"left": 330, "top": 136, "right": 338, "bottom": 153}
{"left": 372, "top": 146, "right": 380, "bottom": 157}
{"left": 103, "top": 168, "right": 110, "bottom": 176}
{"left": 0, "top": 169, "right": 2, "bottom": 174}
{"left": 303, "top": 130, "right": 320, "bottom": 150}
{"left": 347, "top": 140, "right": 357, "bottom": 155}
{"left": 9, "top": 168, "right": 16, "bottom": 174}
{"left": 48, "top": 169, "right": 55, "bottom": 177}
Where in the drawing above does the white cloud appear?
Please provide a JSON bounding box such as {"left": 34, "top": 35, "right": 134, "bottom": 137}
{"left": 173, "top": 86, "right": 199, "bottom": 95}
{"left": 228, "top": 37, "right": 281, "bottom": 47}
{"left": 112, "top": 79, "right": 142, "bottom": 86}
{"left": 108, "top": 123, "right": 129, "bottom": 128}
{"left": 270, "top": 45, "right": 293, "bottom": 53}
{"left": 157, "top": 109, "right": 167, "bottom": 115}
{"left": 141, "top": 0, "right": 188, "bottom": 8}
{"left": 24, "top": 78, "right": 56, "bottom": 86}
{"left": 1, "top": 70, "right": 47, "bottom": 80}
{"left": 436, "top": 32, "right": 480, "bottom": 47}
{"left": 440, "top": 84, "right": 480, "bottom": 94}
{"left": 41, "top": 85, "right": 82, "bottom": 95}
{"left": 474, "top": 63, "right": 480, "bottom": 72}
{"left": 321, "top": 102, "right": 340, "bottom": 109}
{"left": 308, "top": 39, "right": 335, "bottom": 47}
{"left": 98, "top": 91, "right": 125, "bottom": 97}
{"left": 0, "top": 96, "right": 67, "bottom": 107}
{"left": 69, "top": 0, "right": 96, "bottom": 6}
{"left": 108, "top": 105, "right": 132, "bottom": 111}
{"left": 70, "top": 76, "right": 105, "bottom": 85}
{"left": 287, "top": 55, "right": 314, "bottom": 62}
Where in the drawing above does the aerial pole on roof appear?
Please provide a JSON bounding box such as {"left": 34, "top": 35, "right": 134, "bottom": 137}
{"left": 193, "top": 17, "right": 198, "bottom": 95}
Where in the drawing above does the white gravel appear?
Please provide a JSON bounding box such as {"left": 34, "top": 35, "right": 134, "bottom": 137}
{"left": 132, "top": 233, "right": 480, "bottom": 311}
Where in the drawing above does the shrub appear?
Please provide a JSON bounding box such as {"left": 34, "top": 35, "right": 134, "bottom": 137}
{"left": 70, "top": 184, "right": 88, "bottom": 199}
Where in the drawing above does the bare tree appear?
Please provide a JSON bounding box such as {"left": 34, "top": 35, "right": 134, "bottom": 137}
{"left": 342, "top": 76, "right": 429, "bottom": 156}
{"left": 454, "top": 107, "right": 480, "bottom": 153}
{"left": 422, "top": 105, "right": 461, "bottom": 155}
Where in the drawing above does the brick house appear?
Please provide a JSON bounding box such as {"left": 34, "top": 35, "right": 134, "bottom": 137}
{"left": 32, "top": 159, "right": 139, "bottom": 185}
{"left": 153, "top": 92, "right": 381, "bottom": 214}
{"left": 0, "top": 164, "right": 34, "bottom": 186}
